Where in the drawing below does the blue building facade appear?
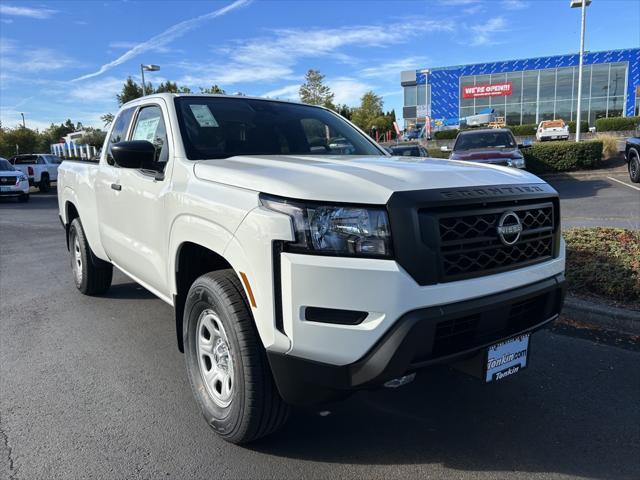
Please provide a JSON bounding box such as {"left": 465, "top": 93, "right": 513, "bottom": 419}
{"left": 401, "top": 48, "right": 640, "bottom": 128}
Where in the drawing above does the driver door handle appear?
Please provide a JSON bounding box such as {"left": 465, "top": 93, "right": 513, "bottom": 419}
{"left": 110, "top": 183, "right": 121, "bottom": 191}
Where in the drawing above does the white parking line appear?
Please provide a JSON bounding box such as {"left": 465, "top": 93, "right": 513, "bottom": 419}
{"left": 606, "top": 176, "right": 640, "bottom": 192}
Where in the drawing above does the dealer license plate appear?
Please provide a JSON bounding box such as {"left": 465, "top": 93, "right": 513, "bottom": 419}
{"left": 0, "top": 186, "right": 12, "bottom": 192}
{"left": 485, "top": 334, "right": 529, "bottom": 382}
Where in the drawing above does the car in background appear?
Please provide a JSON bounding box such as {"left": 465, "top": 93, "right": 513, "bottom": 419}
{"left": 0, "top": 157, "right": 30, "bottom": 202}
{"left": 536, "top": 120, "right": 569, "bottom": 142}
{"left": 448, "top": 128, "right": 526, "bottom": 169}
{"left": 9, "top": 153, "right": 62, "bottom": 192}
{"left": 388, "top": 144, "right": 428, "bottom": 157}
{"left": 624, "top": 135, "right": 640, "bottom": 183}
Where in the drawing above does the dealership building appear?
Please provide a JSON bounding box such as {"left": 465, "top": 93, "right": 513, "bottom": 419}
{"left": 400, "top": 48, "right": 640, "bottom": 128}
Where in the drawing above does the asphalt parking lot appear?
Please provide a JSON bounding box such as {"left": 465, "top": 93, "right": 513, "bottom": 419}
{"left": 1, "top": 183, "right": 639, "bottom": 480}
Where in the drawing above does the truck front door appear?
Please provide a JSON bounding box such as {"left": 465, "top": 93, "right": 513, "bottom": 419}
{"left": 99, "top": 102, "right": 173, "bottom": 297}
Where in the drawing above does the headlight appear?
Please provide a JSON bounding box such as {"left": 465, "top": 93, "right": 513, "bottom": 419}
{"left": 18, "top": 174, "right": 28, "bottom": 182}
{"left": 260, "top": 194, "right": 393, "bottom": 258}
{"left": 507, "top": 158, "right": 526, "bottom": 169}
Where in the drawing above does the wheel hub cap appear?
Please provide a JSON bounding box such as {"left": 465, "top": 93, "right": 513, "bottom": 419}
{"left": 197, "top": 310, "right": 234, "bottom": 408}
{"left": 72, "top": 235, "right": 82, "bottom": 283}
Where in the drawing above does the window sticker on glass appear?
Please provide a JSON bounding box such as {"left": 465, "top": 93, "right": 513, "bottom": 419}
{"left": 132, "top": 117, "right": 160, "bottom": 142}
{"left": 189, "top": 104, "right": 219, "bottom": 127}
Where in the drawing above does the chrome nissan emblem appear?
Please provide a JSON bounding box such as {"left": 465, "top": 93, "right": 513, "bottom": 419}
{"left": 496, "top": 211, "right": 522, "bottom": 246}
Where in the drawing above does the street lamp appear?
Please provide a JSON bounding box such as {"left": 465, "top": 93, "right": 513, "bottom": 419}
{"left": 140, "top": 64, "right": 160, "bottom": 95}
{"left": 20, "top": 112, "right": 25, "bottom": 128}
{"left": 571, "top": 0, "right": 591, "bottom": 142}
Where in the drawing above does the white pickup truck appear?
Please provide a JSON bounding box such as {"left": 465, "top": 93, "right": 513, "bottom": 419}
{"left": 57, "top": 94, "right": 566, "bottom": 444}
{"left": 10, "top": 153, "right": 61, "bottom": 192}
{"left": 536, "top": 120, "right": 570, "bottom": 142}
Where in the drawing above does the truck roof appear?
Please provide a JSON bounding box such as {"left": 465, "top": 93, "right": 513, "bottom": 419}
{"left": 121, "top": 92, "right": 312, "bottom": 109}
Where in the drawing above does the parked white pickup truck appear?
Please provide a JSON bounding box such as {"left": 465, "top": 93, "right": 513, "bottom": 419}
{"left": 57, "top": 94, "right": 566, "bottom": 444}
{"left": 536, "top": 120, "right": 570, "bottom": 142}
{"left": 10, "top": 153, "right": 61, "bottom": 192}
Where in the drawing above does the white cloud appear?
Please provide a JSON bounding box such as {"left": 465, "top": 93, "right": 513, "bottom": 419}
{"left": 502, "top": 0, "right": 528, "bottom": 10}
{"left": 327, "top": 77, "right": 374, "bottom": 106}
{"left": 0, "top": 4, "right": 56, "bottom": 19}
{"left": 469, "top": 17, "right": 508, "bottom": 46}
{"left": 359, "top": 57, "right": 431, "bottom": 79}
{"left": 108, "top": 40, "right": 180, "bottom": 54}
{"left": 175, "top": 18, "right": 452, "bottom": 89}
{"left": 262, "top": 84, "right": 300, "bottom": 101}
{"left": 440, "top": 0, "right": 480, "bottom": 5}
{"left": 72, "top": 0, "right": 251, "bottom": 82}
{"left": 0, "top": 38, "right": 75, "bottom": 73}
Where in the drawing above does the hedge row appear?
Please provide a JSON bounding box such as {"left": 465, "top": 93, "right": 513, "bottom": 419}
{"left": 433, "top": 129, "right": 459, "bottom": 140}
{"left": 522, "top": 140, "right": 602, "bottom": 173}
{"left": 567, "top": 120, "right": 589, "bottom": 133}
{"left": 509, "top": 124, "right": 536, "bottom": 136}
{"left": 426, "top": 148, "right": 450, "bottom": 159}
{"left": 595, "top": 116, "right": 640, "bottom": 132}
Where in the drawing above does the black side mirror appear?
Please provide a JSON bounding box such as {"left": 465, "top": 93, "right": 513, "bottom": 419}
{"left": 111, "top": 140, "right": 155, "bottom": 169}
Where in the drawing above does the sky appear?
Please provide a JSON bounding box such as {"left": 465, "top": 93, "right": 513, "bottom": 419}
{"left": 0, "top": 0, "right": 638, "bottom": 131}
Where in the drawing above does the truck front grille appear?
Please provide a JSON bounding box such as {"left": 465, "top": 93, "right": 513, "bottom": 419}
{"left": 436, "top": 203, "right": 555, "bottom": 281}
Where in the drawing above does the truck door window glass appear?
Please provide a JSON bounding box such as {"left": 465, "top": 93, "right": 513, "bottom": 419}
{"left": 131, "top": 105, "right": 169, "bottom": 170}
{"left": 106, "top": 107, "right": 135, "bottom": 166}
{"left": 175, "top": 97, "right": 384, "bottom": 160}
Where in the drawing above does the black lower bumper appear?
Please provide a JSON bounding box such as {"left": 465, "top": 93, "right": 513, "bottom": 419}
{"left": 0, "top": 190, "right": 26, "bottom": 197}
{"left": 267, "top": 274, "right": 565, "bottom": 407}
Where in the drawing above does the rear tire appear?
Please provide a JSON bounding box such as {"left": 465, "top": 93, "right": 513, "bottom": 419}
{"left": 39, "top": 174, "right": 51, "bottom": 193}
{"left": 18, "top": 194, "right": 29, "bottom": 203}
{"left": 628, "top": 149, "right": 640, "bottom": 183}
{"left": 184, "top": 270, "right": 289, "bottom": 444}
{"left": 69, "top": 218, "right": 113, "bottom": 295}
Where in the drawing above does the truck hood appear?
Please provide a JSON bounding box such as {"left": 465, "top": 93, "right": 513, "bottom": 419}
{"left": 193, "top": 154, "right": 545, "bottom": 204}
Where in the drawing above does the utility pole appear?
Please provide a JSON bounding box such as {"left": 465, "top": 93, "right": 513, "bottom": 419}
{"left": 572, "top": 0, "right": 591, "bottom": 142}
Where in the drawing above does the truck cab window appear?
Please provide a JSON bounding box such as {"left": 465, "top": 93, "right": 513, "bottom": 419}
{"left": 131, "top": 105, "right": 169, "bottom": 171}
{"left": 106, "top": 107, "right": 135, "bottom": 166}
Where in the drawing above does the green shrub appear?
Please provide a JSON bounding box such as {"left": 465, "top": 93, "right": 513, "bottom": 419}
{"left": 508, "top": 124, "right": 537, "bottom": 136}
{"left": 567, "top": 120, "right": 589, "bottom": 133}
{"left": 433, "top": 129, "right": 459, "bottom": 140}
{"left": 522, "top": 140, "right": 602, "bottom": 173}
{"left": 595, "top": 116, "right": 640, "bottom": 132}
{"left": 426, "top": 148, "right": 450, "bottom": 159}
{"left": 564, "top": 228, "right": 640, "bottom": 308}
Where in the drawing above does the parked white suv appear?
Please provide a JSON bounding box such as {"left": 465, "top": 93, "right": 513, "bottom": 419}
{"left": 10, "top": 153, "right": 61, "bottom": 192}
{"left": 57, "top": 94, "right": 566, "bottom": 443}
{"left": 0, "top": 157, "right": 30, "bottom": 202}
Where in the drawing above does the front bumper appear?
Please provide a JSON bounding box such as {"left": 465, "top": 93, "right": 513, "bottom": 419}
{"left": 268, "top": 273, "right": 565, "bottom": 406}
{"left": 0, "top": 182, "right": 29, "bottom": 196}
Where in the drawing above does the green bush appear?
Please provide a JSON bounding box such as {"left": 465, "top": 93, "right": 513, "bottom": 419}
{"left": 522, "top": 140, "right": 602, "bottom": 173}
{"left": 567, "top": 120, "right": 589, "bottom": 133}
{"left": 564, "top": 228, "right": 640, "bottom": 308}
{"left": 426, "top": 148, "right": 450, "bottom": 159}
{"left": 433, "top": 129, "right": 459, "bottom": 140}
{"left": 508, "top": 124, "right": 537, "bottom": 136}
{"left": 595, "top": 116, "right": 640, "bottom": 132}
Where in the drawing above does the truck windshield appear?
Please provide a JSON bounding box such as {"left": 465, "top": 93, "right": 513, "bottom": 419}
{"left": 454, "top": 131, "right": 517, "bottom": 151}
{"left": 174, "top": 97, "right": 384, "bottom": 160}
{"left": 0, "top": 159, "right": 15, "bottom": 171}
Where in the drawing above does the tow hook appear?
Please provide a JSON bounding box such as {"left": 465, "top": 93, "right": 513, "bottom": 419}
{"left": 383, "top": 373, "right": 416, "bottom": 388}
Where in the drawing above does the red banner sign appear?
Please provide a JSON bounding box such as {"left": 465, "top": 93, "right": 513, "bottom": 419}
{"left": 462, "top": 82, "right": 513, "bottom": 99}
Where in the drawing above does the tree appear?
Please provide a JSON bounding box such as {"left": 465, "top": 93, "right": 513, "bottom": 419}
{"left": 117, "top": 77, "right": 144, "bottom": 106}
{"left": 299, "top": 69, "right": 334, "bottom": 109}
{"left": 350, "top": 91, "right": 384, "bottom": 132}
{"left": 0, "top": 126, "right": 40, "bottom": 157}
{"left": 200, "top": 84, "right": 225, "bottom": 94}
{"left": 79, "top": 128, "right": 107, "bottom": 147}
{"left": 154, "top": 81, "right": 192, "bottom": 94}
{"left": 335, "top": 104, "right": 352, "bottom": 120}
{"left": 101, "top": 113, "right": 114, "bottom": 128}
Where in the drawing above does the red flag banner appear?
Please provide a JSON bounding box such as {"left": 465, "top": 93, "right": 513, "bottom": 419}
{"left": 462, "top": 82, "right": 513, "bottom": 99}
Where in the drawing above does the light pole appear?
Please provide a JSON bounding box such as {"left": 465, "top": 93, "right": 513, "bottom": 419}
{"left": 20, "top": 112, "right": 25, "bottom": 128}
{"left": 140, "top": 64, "right": 160, "bottom": 95}
{"left": 571, "top": 0, "right": 591, "bottom": 142}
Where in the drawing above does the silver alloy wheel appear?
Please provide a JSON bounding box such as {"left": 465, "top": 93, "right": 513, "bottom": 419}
{"left": 72, "top": 234, "right": 83, "bottom": 284}
{"left": 197, "top": 309, "right": 235, "bottom": 408}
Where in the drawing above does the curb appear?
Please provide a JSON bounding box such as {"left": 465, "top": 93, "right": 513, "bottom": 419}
{"left": 562, "top": 295, "right": 640, "bottom": 336}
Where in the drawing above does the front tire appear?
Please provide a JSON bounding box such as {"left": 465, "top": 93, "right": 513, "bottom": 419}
{"left": 628, "top": 149, "right": 640, "bottom": 183}
{"left": 184, "top": 270, "right": 289, "bottom": 444}
{"left": 69, "top": 218, "right": 113, "bottom": 295}
{"left": 39, "top": 174, "right": 51, "bottom": 193}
